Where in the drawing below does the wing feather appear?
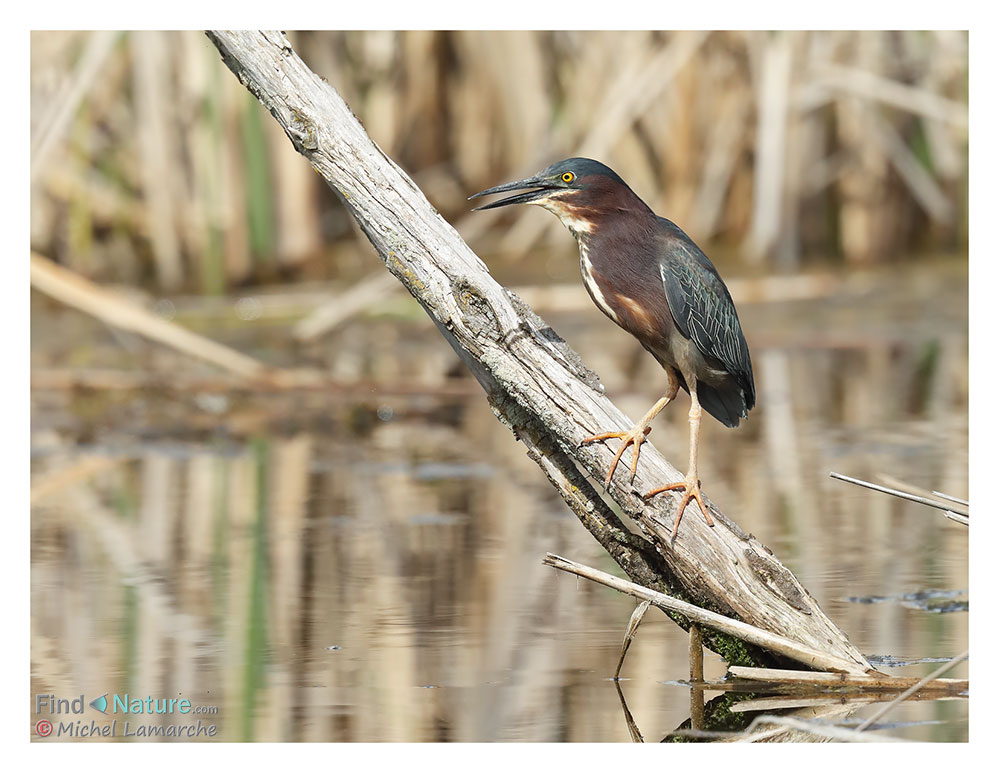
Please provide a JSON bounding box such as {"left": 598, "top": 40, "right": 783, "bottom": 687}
{"left": 657, "top": 222, "right": 755, "bottom": 409}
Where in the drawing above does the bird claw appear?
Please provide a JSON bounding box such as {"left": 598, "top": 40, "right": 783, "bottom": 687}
{"left": 581, "top": 426, "right": 652, "bottom": 489}
{"left": 645, "top": 476, "right": 714, "bottom": 534}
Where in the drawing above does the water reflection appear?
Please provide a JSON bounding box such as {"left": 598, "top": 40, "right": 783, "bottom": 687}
{"left": 30, "top": 263, "right": 968, "bottom": 741}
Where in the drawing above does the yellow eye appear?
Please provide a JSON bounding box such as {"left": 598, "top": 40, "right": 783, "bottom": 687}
{"left": 561, "top": 172, "right": 574, "bottom": 183}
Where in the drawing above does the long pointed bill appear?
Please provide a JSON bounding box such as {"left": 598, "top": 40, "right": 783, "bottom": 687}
{"left": 468, "top": 176, "right": 556, "bottom": 210}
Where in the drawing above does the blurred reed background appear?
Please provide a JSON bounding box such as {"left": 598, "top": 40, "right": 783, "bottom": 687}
{"left": 30, "top": 30, "right": 968, "bottom": 742}
{"left": 31, "top": 30, "right": 967, "bottom": 289}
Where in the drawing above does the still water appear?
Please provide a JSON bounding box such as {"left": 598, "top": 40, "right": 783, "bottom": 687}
{"left": 30, "top": 261, "right": 968, "bottom": 741}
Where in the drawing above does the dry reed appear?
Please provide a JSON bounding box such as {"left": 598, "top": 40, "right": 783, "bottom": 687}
{"left": 29, "top": 31, "right": 968, "bottom": 294}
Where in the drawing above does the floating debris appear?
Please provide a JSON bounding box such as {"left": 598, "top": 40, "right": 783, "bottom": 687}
{"left": 867, "top": 654, "right": 959, "bottom": 668}
{"left": 235, "top": 296, "right": 263, "bottom": 321}
{"left": 902, "top": 598, "right": 968, "bottom": 614}
{"left": 838, "top": 718, "right": 953, "bottom": 731}
{"left": 845, "top": 588, "right": 967, "bottom": 613}
{"left": 412, "top": 462, "right": 494, "bottom": 481}
{"left": 408, "top": 511, "right": 466, "bottom": 526}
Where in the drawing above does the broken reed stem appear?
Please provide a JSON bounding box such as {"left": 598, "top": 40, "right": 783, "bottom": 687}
{"left": 543, "top": 553, "right": 869, "bottom": 674}
{"left": 30, "top": 456, "right": 120, "bottom": 506}
{"left": 933, "top": 490, "right": 969, "bottom": 507}
{"left": 292, "top": 271, "right": 398, "bottom": 341}
{"left": 614, "top": 600, "right": 650, "bottom": 680}
{"left": 829, "top": 471, "right": 969, "bottom": 520}
{"left": 29, "top": 251, "right": 332, "bottom": 389}
{"left": 30, "top": 251, "right": 271, "bottom": 381}
{"left": 31, "top": 31, "right": 120, "bottom": 183}
{"left": 942, "top": 511, "right": 971, "bottom": 526}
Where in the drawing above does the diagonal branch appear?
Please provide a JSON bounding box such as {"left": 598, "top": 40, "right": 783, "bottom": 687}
{"left": 543, "top": 553, "right": 864, "bottom": 673}
{"left": 206, "top": 30, "right": 873, "bottom": 674}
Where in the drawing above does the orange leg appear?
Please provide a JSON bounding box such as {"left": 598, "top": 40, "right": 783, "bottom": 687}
{"left": 645, "top": 386, "right": 715, "bottom": 533}
{"left": 582, "top": 371, "right": 679, "bottom": 488}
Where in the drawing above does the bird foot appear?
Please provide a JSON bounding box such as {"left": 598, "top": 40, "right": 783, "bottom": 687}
{"left": 645, "top": 476, "right": 715, "bottom": 534}
{"left": 580, "top": 425, "right": 653, "bottom": 489}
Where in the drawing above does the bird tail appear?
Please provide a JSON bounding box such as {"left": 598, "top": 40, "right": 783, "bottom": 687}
{"left": 696, "top": 381, "right": 748, "bottom": 429}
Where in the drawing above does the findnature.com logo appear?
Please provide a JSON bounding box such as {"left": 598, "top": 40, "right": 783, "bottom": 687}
{"left": 34, "top": 693, "right": 220, "bottom": 739}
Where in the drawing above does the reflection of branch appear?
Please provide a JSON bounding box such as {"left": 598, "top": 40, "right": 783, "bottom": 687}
{"left": 728, "top": 665, "right": 968, "bottom": 693}
{"left": 612, "top": 680, "right": 643, "bottom": 743}
{"left": 543, "top": 553, "right": 867, "bottom": 674}
{"left": 732, "top": 690, "right": 963, "bottom": 714}
{"left": 689, "top": 625, "right": 705, "bottom": 730}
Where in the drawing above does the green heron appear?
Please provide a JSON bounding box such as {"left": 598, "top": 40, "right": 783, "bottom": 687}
{"left": 470, "top": 158, "right": 755, "bottom": 534}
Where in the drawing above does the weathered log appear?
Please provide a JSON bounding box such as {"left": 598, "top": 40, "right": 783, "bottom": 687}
{"left": 206, "top": 30, "right": 873, "bottom": 675}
